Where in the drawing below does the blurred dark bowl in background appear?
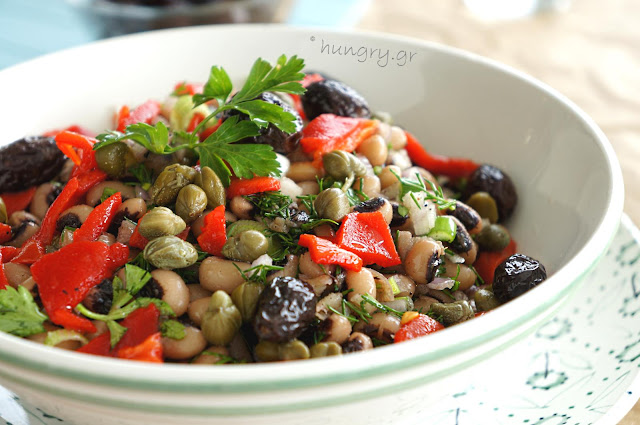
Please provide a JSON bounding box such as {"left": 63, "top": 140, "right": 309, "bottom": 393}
{"left": 66, "top": 0, "right": 282, "bottom": 38}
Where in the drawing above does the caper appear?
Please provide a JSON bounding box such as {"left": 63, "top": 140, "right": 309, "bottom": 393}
{"left": 314, "top": 188, "right": 350, "bottom": 222}
{"left": 466, "top": 192, "right": 499, "bottom": 224}
{"left": 429, "top": 301, "right": 474, "bottom": 326}
{"left": 143, "top": 235, "right": 198, "bottom": 270}
{"left": 175, "top": 184, "right": 207, "bottom": 224}
{"left": 226, "top": 220, "right": 283, "bottom": 258}
{"left": 195, "top": 166, "right": 226, "bottom": 209}
{"left": 0, "top": 197, "right": 7, "bottom": 224}
{"left": 231, "top": 282, "right": 264, "bottom": 322}
{"left": 474, "top": 288, "right": 501, "bottom": 311}
{"left": 94, "top": 142, "right": 136, "bottom": 178}
{"left": 322, "top": 150, "right": 366, "bottom": 181}
{"left": 254, "top": 339, "right": 310, "bottom": 362}
{"left": 137, "top": 207, "right": 186, "bottom": 240}
{"left": 201, "top": 290, "right": 242, "bottom": 346}
{"left": 310, "top": 342, "right": 342, "bottom": 358}
{"left": 474, "top": 223, "right": 510, "bottom": 251}
{"left": 222, "top": 230, "right": 269, "bottom": 263}
{"left": 149, "top": 164, "right": 197, "bottom": 206}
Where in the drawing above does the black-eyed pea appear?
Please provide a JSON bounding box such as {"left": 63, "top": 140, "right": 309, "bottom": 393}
{"left": 188, "top": 296, "right": 211, "bottom": 326}
{"left": 303, "top": 274, "right": 334, "bottom": 297}
{"left": 192, "top": 346, "right": 231, "bottom": 365}
{"left": 368, "top": 268, "right": 394, "bottom": 302}
{"left": 191, "top": 209, "right": 212, "bottom": 238}
{"left": 297, "top": 180, "right": 320, "bottom": 196}
{"left": 353, "top": 175, "right": 381, "bottom": 199}
{"left": 354, "top": 312, "right": 401, "bottom": 344}
{"left": 389, "top": 126, "right": 407, "bottom": 150}
{"left": 321, "top": 313, "right": 352, "bottom": 345}
{"left": 30, "top": 183, "right": 60, "bottom": 220}
{"left": 385, "top": 274, "right": 416, "bottom": 298}
{"left": 299, "top": 251, "right": 332, "bottom": 278}
{"left": 117, "top": 198, "right": 147, "bottom": 221}
{"left": 8, "top": 219, "right": 39, "bottom": 248}
{"left": 443, "top": 262, "right": 477, "bottom": 291}
{"left": 341, "top": 332, "right": 373, "bottom": 353}
{"left": 187, "top": 284, "right": 212, "bottom": 302}
{"left": 199, "top": 257, "right": 250, "bottom": 294}
{"left": 357, "top": 134, "right": 388, "bottom": 167}
{"left": 162, "top": 326, "right": 207, "bottom": 360}
{"left": 3, "top": 262, "right": 31, "bottom": 287}
{"left": 379, "top": 165, "right": 402, "bottom": 189}
{"left": 460, "top": 240, "right": 478, "bottom": 265}
{"left": 286, "top": 161, "right": 323, "bottom": 182}
{"left": 405, "top": 239, "right": 444, "bottom": 284}
{"left": 86, "top": 181, "right": 135, "bottom": 207}
{"left": 56, "top": 205, "right": 93, "bottom": 231}
{"left": 346, "top": 268, "right": 377, "bottom": 313}
{"left": 150, "top": 269, "right": 190, "bottom": 316}
{"left": 229, "top": 196, "right": 254, "bottom": 220}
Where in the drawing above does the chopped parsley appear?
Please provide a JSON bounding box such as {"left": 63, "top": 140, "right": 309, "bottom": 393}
{"left": 0, "top": 286, "right": 48, "bottom": 337}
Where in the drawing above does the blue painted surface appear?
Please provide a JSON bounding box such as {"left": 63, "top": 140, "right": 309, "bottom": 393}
{"left": 0, "top": 0, "right": 367, "bottom": 70}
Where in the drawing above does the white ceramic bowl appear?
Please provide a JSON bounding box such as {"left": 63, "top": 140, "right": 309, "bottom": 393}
{"left": 0, "top": 25, "right": 623, "bottom": 425}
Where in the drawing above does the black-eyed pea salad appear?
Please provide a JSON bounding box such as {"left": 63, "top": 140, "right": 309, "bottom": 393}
{"left": 0, "top": 55, "right": 547, "bottom": 363}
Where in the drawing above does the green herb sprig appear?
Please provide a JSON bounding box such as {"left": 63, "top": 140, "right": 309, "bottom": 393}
{"left": 95, "top": 55, "right": 306, "bottom": 187}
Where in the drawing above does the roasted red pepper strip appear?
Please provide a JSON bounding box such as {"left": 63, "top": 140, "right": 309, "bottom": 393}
{"left": 197, "top": 205, "right": 226, "bottom": 256}
{"left": 117, "top": 100, "right": 161, "bottom": 132}
{"left": 173, "top": 81, "right": 204, "bottom": 96}
{"left": 335, "top": 212, "right": 401, "bottom": 268}
{"left": 76, "top": 332, "right": 111, "bottom": 357}
{"left": 43, "top": 125, "right": 95, "bottom": 138}
{"left": 0, "top": 224, "right": 11, "bottom": 245}
{"left": 31, "top": 241, "right": 129, "bottom": 332}
{"left": 76, "top": 169, "right": 108, "bottom": 196}
{"left": 199, "top": 120, "right": 222, "bottom": 142}
{"left": 116, "top": 332, "right": 163, "bottom": 363}
{"left": 113, "top": 304, "right": 160, "bottom": 353}
{"left": 0, "top": 252, "right": 9, "bottom": 290}
{"left": 0, "top": 187, "right": 37, "bottom": 217}
{"left": 300, "top": 114, "right": 378, "bottom": 168}
{"left": 404, "top": 131, "right": 479, "bottom": 179}
{"left": 226, "top": 176, "right": 281, "bottom": 199}
{"left": 298, "top": 234, "right": 363, "bottom": 272}
{"left": 73, "top": 192, "right": 122, "bottom": 243}
{"left": 128, "top": 225, "right": 149, "bottom": 250}
{"left": 0, "top": 247, "right": 19, "bottom": 263}
{"left": 55, "top": 131, "right": 99, "bottom": 177}
{"left": 187, "top": 112, "right": 205, "bottom": 132}
{"left": 474, "top": 237, "right": 517, "bottom": 284}
{"left": 11, "top": 178, "right": 80, "bottom": 265}
{"left": 394, "top": 313, "right": 444, "bottom": 343}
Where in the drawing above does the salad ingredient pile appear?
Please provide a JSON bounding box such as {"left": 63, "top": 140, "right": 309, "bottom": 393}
{"left": 0, "top": 55, "right": 546, "bottom": 364}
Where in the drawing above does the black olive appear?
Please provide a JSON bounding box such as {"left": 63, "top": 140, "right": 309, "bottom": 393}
{"left": 354, "top": 197, "right": 385, "bottom": 213}
{"left": 82, "top": 279, "right": 113, "bottom": 315}
{"left": 492, "top": 253, "right": 547, "bottom": 303}
{"left": 464, "top": 164, "right": 517, "bottom": 222}
{"left": 288, "top": 208, "right": 310, "bottom": 225}
{"left": 221, "top": 92, "right": 302, "bottom": 154}
{"left": 0, "top": 136, "right": 66, "bottom": 192}
{"left": 301, "top": 79, "right": 371, "bottom": 121}
{"left": 253, "top": 276, "right": 317, "bottom": 343}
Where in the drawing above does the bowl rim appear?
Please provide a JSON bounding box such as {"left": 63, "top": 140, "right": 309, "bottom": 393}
{"left": 0, "top": 23, "right": 625, "bottom": 393}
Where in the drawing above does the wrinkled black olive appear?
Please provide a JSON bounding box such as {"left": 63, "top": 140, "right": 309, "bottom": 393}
{"left": 354, "top": 197, "right": 385, "bottom": 213}
{"left": 301, "top": 79, "right": 371, "bottom": 121}
{"left": 464, "top": 164, "right": 517, "bottom": 222}
{"left": 253, "top": 276, "right": 316, "bottom": 343}
{"left": 390, "top": 203, "right": 408, "bottom": 227}
{"left": 493, "top": 253, "right": 547, "bottom": 303}
{"left": 83, "top": 279, "right": 113, "bottom": 315}
{"left": 0, "top": 136, "right": 65, "bottom": 192}
{"left": 222, "top": 92, "right": 302, "bottom": 154}
{"left": 288, "top": 208, "right": 310, "bottom": 225}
